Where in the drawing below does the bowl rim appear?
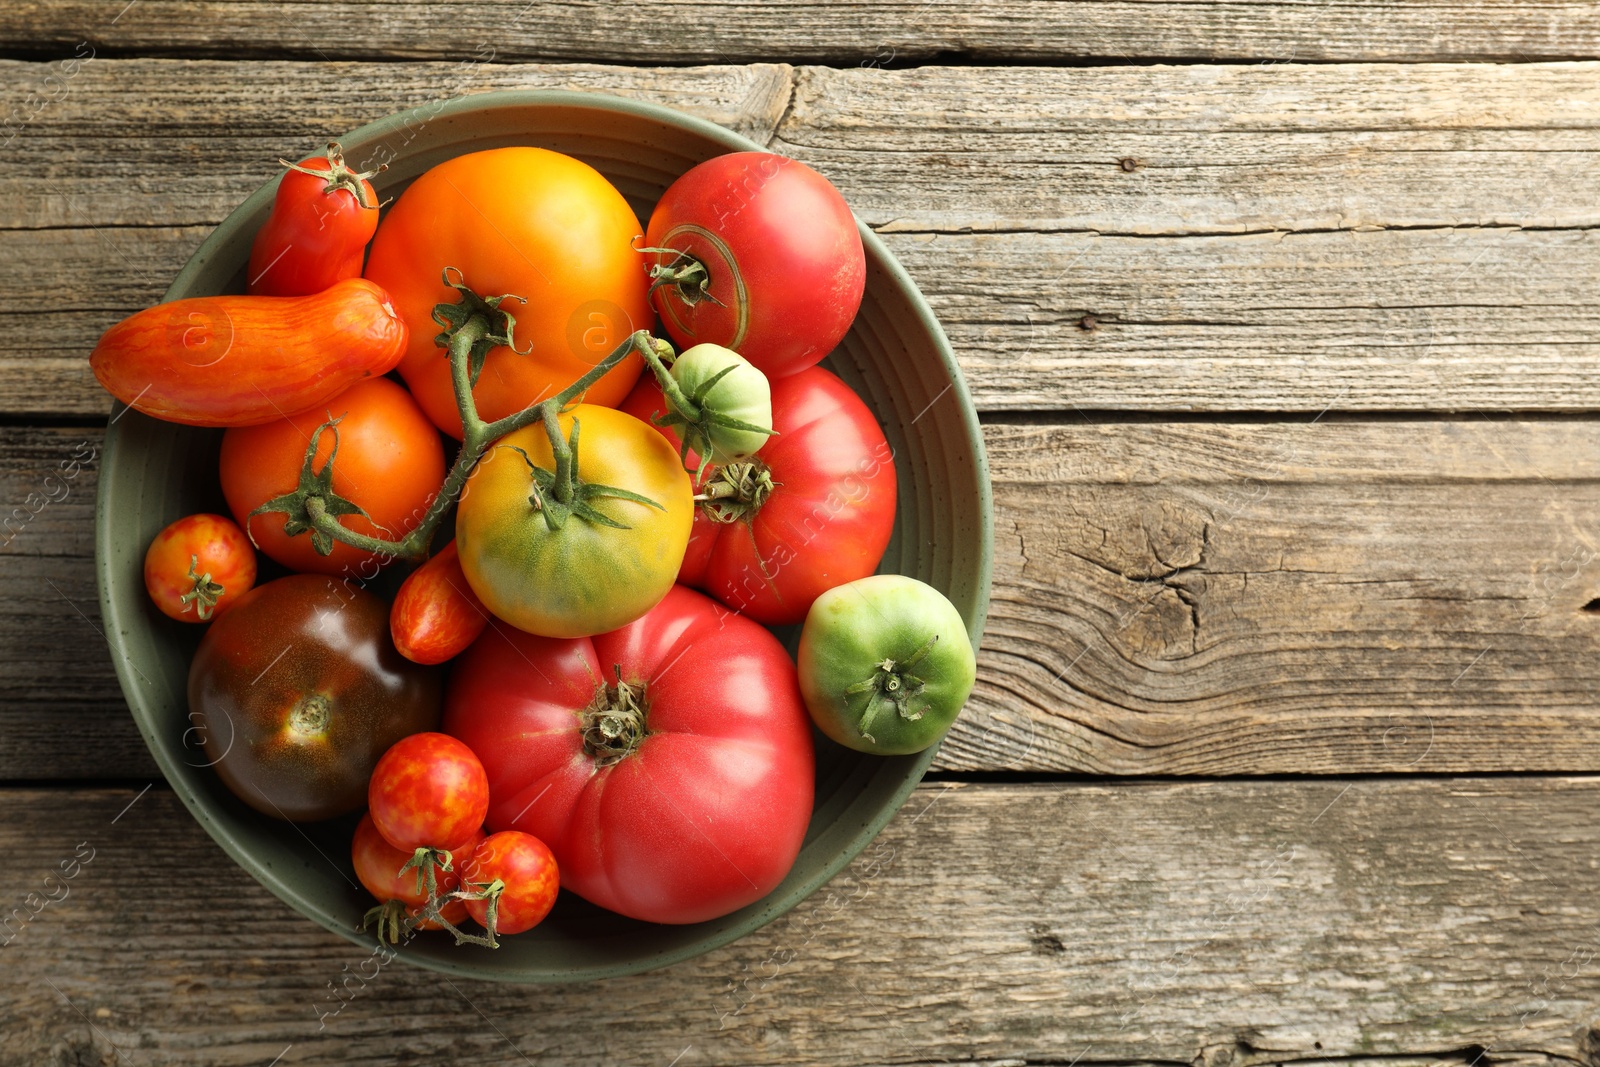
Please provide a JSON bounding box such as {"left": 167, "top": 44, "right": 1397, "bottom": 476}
{"left": 95, "top": 88, "right": 994, "bottom": 982}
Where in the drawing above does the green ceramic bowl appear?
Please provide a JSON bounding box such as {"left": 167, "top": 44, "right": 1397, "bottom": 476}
{"left": 95, "top": 91, "right": 992, "bottom": 982}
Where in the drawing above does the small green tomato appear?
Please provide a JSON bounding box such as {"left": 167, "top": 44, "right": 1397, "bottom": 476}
{"left": 797, "top": 574, "right": 978, "bottom": 755}
{"left": 668, "top": 343, "right": 772, "bottom": 465}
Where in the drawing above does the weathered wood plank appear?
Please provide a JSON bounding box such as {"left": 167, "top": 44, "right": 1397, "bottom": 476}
{"left": 5, "top": 1, "right": 1599, "bottom": 63}
{"left": 11, "top": 220, "right": 1600, "bottom": 416}
{"left": 7, "top": 419, "right": 1598, "bottom": 780}
{"left": 9, "top": 60, "right": 1600, "bottom": 414}
{"left": 5, "top": 778, "right": 1600, "bottom": 1064}
{"left": 779, "top": 62, "right": 1600, "bottom": 234}
{"left": 9, "top": 61, "right": 1600, "bottom": 234}
{"left": 952, "top": 415, "right": 1600, "bottom": 773}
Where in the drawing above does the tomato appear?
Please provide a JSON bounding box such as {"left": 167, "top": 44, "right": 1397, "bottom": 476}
{"left": 188, "top": 574, "right": 441, "bottom": 821}
{"left": 663, "top": 343, "right": 772, "bottom": 468}
{"left": 622, "top": 365, "right": 896, "bottom": 625}
{"left": 455, "top": 404, "right": 693, "bottom": 638}
{"left": 91, "top": 278, "right": 408, "bottom": 428}
{"left": 458, "top": 831, "right": 559, "bottom": 935}
{"left": 352, "top": 814, "right": 478, "bottom": 932}
{"left": 644, "top": 152, "right": 865, "bottom": 380}
{"left": 390, "top": 541, "right": 489, "bottom": 665}
{"left": 368, "top": 732, "right": 489, "bottom": 852}
{"left": 443, "top": 584, "right": 815, "bottom": 925}
{"left": 143, "top": 513, "right": 256, "bottom": 623}
{"left": 364, "top": 147, "right": 652, "bottom": 439}
{"left": 219, "top": 376, "right": 445, "bottom": 578}
{"left": 798, "top": 575, "right": 977, "bottom": 755}
{"left": 248, "top": 143, "right": 381, "bottom": 297}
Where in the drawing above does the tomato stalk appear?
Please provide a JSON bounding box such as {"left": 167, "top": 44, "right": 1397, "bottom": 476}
{"left": 694, "top": 459, "right": 778, "bottom": 523}
{"left": 268, "top": 269, "right": 768, "bottom": 562}
{"left": 579, "top": 667, "right": 649, "bottom": 767}
{"left": 841, "top": 634, "right": 939, "bottom": 745}
{"left": 363, "top": 845, "right": 504, "bottom": 949}
{"left": 178, "top": 553, "right": 227, "bottom": 621}
{"left": 637, "top": 245, "right": 722, "bottom": 307}
{"left": 280, "top": 141, "right": 386, "bottom": 211}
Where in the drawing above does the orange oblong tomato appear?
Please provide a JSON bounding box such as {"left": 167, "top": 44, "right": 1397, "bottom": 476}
{"left": 364, "top": 147, "right": 653, "bottom": 439}
{"left": 90, "top": 278, "right": 407, "bottom": 427}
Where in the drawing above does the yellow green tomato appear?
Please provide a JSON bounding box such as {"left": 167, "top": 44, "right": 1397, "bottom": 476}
{"left": 797, "top": 574, "right": 977, "bottom": 755}
{"left": 456, "top": 405, "right": 693, "bottom": 638}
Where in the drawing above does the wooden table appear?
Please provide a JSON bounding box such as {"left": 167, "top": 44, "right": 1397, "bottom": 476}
{"left": 4, "top": 4, "right": 1600, "bottom": 1064}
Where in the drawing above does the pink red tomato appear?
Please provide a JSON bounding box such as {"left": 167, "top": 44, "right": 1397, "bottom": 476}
{"left": 443, "top": 585, "right": 815, "bottom": 924}
{"left": 621, "top": 365, "right": 897, "bottom": 625}
{"left": 644, "top": 152, "right": 865, "bottom": 380}
{"left": 390, "top": 541, "right": 490, "bottom": 665}
{"left": 143, "top": 513, "right": 256, "bottom": 622}
{"left": 248, "top": 143, "right": 382, "bottom": 297}
{"left": 458, "top": 831, "right": 559, "bottom": 935}
{"left": 368, "top": 733, "right": 489, "bottom": 852}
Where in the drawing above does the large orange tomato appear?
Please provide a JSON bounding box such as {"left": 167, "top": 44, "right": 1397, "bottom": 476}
{"left": 219, "top": 377, "right": 445, "bottom": 578}
{"left": 364, "top": 147, "right": 652, "bottom": 438}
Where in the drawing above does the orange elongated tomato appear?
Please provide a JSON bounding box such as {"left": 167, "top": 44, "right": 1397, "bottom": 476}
{"left": 90, "top": 277, "right": 408, "bottom": 428}
{"left": 364, "top": 147, "right": 652, "bottom": 439}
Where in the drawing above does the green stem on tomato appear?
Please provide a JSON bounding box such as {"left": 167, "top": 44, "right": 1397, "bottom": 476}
{"left": 299, "top": 291, "right": 687, "bottom": 563}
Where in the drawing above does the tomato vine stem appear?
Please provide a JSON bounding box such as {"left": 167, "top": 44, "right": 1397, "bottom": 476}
{"left": 291, "top": 269, "right": 719, "bottom": 563}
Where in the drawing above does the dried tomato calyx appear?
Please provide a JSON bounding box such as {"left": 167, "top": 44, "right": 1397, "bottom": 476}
{"left": 581, "top": 668, "right": 649, "bottom": 767}
{"left": 638, "top": 245, "right": 722, "bottom": 308}
{"left": 279, "top": 141, "right": 386, "bottom": 210}
{"left": 179, "top": 554, "right": 226, "bottom": 621}
{"left": 696, "top": 459, "right": 777, "bottom": 524}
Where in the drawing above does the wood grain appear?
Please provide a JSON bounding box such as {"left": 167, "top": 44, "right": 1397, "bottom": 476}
{"left": 14, "top": 222, "right": 1600, "bottom": 416}
{"left": 8, "top": 60, "right": 1600, "bottom": 414}
{"left": 5, "top": 1, "right": 1599, "bottom": 64}
{"left": 11, "top": 61, "right": 1600, "bottom": 234}
{"left": 5, "top": 779, "right": 1600, "bottom": 1064}
{"left": 9, "top": 419, "right": 1598, "bottom": 781}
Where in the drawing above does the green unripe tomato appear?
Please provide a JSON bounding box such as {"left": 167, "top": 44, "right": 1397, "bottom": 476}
{"left": 668, "top": 343, "right": 772, "bottom": 464}
{"left": 797, "top": 574, "right": 977, "bottom": 755}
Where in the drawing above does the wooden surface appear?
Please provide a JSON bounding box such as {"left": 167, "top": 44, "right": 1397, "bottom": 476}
{"left": 11, "top": 779, "right": 1600, "bottom": 1066}
{"left": 3, "top": 3, "right": 1600, "bottom": 1064}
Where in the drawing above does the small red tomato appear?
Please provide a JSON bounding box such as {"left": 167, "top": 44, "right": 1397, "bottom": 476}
{"left": 248, "top": 142, "right": 382, "bottom": 297}
{"left": 368, "top": 733, "right": 489, "bottom": 852}
{"left": 351, "top": 812, "right": 483, "bottom": 909}
{"left": 645, "top": 152, "right": 865, "bottom": 380}
{"left": 459, "top": 831, "right": 559, "bottom": 936}
{"left": 391, "top": 541, "right": 490, "bottom": 665}
{"left": 143, "top": 513, "right": 257, "bottom": 622}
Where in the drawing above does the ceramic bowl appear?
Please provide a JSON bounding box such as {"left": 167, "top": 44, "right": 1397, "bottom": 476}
{"left": 95, "top": 90, "right": 992, "bottom": 982}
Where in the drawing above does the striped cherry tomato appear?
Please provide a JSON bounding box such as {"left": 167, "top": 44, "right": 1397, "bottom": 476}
{"left": 458, "top": 831, "right": 559, "bottom": 936}
{"left": 143, "top": 513, "right": 256, "bottom": 622}
{"left": 390, "top": 541, "right": 489, "bottom": 665}
{"left": 368, "top": 732, "right": 488, "bottom": 853}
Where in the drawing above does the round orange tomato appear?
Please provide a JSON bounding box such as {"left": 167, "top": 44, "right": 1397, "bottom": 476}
{"left": 143, "top": 513, "right": 256, "bottom": 622}
{"left": 219, "top": 376, "right": 445, "bottom": 577}
{"left": 364, "top": 147, "right": 652, "bottom": 438}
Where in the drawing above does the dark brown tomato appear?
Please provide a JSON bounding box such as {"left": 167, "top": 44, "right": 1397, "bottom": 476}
{"left": 188, "top": 574, "right": 441, "bottom": 821}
